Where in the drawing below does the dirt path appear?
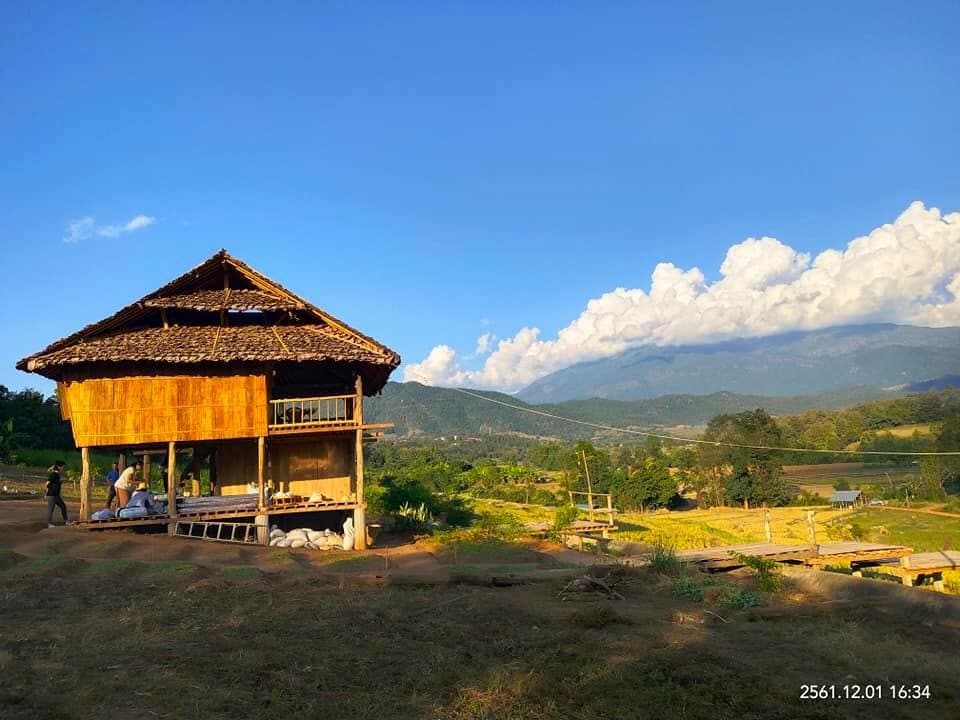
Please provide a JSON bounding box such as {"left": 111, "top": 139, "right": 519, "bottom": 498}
{"left": 0, "top": 498, "right": 588, "bottom": 583}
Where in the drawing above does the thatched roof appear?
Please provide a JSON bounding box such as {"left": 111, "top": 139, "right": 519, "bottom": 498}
{"left": 17, "top": 250, "right": 400, "bottom": 392}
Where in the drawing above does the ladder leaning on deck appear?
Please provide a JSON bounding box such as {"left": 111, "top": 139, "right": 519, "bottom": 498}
{"left": 173, "top": 519, "right": 259, "bottom": 544}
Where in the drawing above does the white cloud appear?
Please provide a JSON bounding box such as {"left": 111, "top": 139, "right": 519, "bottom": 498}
{"left": 404, "top": 201, "right": 960, "bottom": 390}
{"left": 63, "top": 213, "right": 157, "bottom": 243}
{"left": 474, "top": 332, "right": 495, "bottom": 356}
{"left": 64, "top": 217, "right": 95, "bottom": 244}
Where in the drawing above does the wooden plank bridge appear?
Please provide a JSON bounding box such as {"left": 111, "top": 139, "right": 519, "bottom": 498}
{"left": 676, "top": 541, "right": 912, "bottom": 571}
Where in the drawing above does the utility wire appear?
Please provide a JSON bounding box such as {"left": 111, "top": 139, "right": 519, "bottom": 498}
{"left": 451, "top": 387, "right": 960, "bottom": 457}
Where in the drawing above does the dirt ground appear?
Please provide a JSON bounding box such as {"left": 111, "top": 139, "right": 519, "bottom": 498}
{"left": 2, "top": 498, "right": 959, "bottom": 720}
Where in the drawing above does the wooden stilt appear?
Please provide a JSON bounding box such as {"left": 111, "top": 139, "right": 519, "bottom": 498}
{"left": 80, "top": 447, "right": 91, "bottom": 521}
{"left": 167, "top": 441, "right": 177, "bottom": 520}
{"left": 354, "top": 374, "right": 366, "bottom": 550}
{"left": 257, "top": 436, "right": 266, "bottom": 510}
{"left": 142, "top": 453, "right": 151, "bottom": 490}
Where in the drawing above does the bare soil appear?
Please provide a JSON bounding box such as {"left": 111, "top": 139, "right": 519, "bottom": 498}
{"left": 1, "top": 498, "right": 958, "bottom": 719}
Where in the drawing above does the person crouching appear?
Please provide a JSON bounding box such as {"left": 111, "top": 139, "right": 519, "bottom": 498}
{"left": 125, "top": 482, "right": 161, "bottom": 515}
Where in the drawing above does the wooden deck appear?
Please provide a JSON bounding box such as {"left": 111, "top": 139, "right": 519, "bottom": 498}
{"left": 525, "top": 519, "right": 618, "bottom": 535}
{"left": 76, "top": 497, "right": 360, "bottom": 531}
{"left": 677, "top": 541, "right": 911, "bottom": 570}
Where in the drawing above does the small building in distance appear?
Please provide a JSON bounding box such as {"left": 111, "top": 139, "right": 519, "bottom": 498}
{"left": 829, "top": 489, "right": 864, "bottom": 509}
{"left": 16, "top": 250, "right": 400, "bottom": 548}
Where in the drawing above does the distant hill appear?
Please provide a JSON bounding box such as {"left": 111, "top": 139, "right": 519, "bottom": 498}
{"left": 364, "top": 381, "right": 904, "bottom": 440}
{"left": 517, "top": 324, "right": 960, "bottom": 404}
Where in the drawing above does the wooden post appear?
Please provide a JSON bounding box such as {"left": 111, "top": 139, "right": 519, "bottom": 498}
{"left": 142, "top": 453, "right": 151, "bottom": 491}
{"left": 900, "top": 555, "right": 913, "bottom": 586}
{"left": 607, "top": 492, "right": 614, "bottom": 527}
{"left": 167, "top": 441, "right": 177, "bottom": 520}
{"left": 806, "top": 509, "right": 818, "bottom": 562}
{"left": 354, "top": 374, "right": 366, "bottom": 550}
{"left": 80, "top": 447, "right": 91, "bottom": 522}
{"left": 118, "top": 452, "right": 126, "bottom": 472}
{"left": 763, "top": 505, "right": 772, "bottom": 543}
{"left": 581, "top": 450, "right": 595, "bottom": 522}
{"left": 257, "top": 436, "right": 266, "bottom": 510}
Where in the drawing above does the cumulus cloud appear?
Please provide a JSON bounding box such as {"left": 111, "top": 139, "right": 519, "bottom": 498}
{"left": 403, "top": 201, "right": 960, "bottom": 390}
{"left": 63, "top": 213, "right": 157, "bottom": 243}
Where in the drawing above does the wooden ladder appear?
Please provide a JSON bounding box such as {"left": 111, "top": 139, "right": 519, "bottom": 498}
{"left": 173, "top": 520, "right": 258, "bottom": 545}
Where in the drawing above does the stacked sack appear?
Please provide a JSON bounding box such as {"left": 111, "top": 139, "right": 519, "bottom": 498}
{"left": 268, "top": 526, "right": 343, "bottom": 550}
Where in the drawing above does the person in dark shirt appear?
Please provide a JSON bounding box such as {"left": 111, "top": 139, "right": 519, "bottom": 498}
{"left": 104, "top": 462, "right": 120, "bottom": 509}
{"left": 44, "top": 461, "right": 68, "bottom": 528}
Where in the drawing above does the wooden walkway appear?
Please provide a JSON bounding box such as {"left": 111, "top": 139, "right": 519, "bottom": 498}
{"left": 677, "top": 541, "right": 911, "bottom": 570}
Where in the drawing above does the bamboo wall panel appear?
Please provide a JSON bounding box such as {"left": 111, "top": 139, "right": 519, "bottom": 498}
{"left": 270, "top": 437, "right": 353, "bottom": 500}
{"left": 215, "top": 439, "right": 260, "bottom": 496}
{"left": 61, "top": 374, "right": 267, "bottom": 447}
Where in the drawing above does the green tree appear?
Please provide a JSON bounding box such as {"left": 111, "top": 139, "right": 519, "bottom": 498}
{"left": 702, "top": 409, "right": 788, "bottom": 508}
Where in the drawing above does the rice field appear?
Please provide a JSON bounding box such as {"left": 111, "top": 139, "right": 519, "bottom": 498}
{"left": 475, "top": 499, "right": 857, "bottom": 550}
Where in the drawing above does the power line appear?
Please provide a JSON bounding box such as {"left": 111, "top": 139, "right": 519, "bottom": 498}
{"left": 451, "top": 387, "right": 960, "bottom": 457}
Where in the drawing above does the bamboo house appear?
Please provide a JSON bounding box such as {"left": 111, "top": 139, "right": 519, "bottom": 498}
{"left": 16, "top": 250, "right": 400, "bottom": 548}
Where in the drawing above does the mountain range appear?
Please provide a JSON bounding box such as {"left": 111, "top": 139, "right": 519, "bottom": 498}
{"left": 517, "top": 324, "right": 960, "bottom": 404}
{"left": 367, "top": 324, "right": 960, "bottom": 438}
{"left": 364, "top": 381, "right": 938, "bottom": 440}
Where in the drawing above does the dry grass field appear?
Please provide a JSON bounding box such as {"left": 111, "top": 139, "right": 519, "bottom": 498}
{"left": 1, "top": 496, "right": 959, "bottom": 720}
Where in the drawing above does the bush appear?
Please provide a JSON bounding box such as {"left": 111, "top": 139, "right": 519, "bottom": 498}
{"left": 716, "top": 587, "right": 763, "bottom": 609}
{"left": 435, "top": 508, "right": 526, "bottom": 548}
{"left": 436, "top": 496, "right": 474, "bottom": 527}
{"left": 472, "top": 509, "right": 526, "bottom": 541}
{"left": 671, "top": 574, "right": 710, "bottom": 600}
{"left": 734, "top": 554, "right": 783, "bottom": 593}
{"left": 552, "top": 503, "right": 580, "bottom": 532}
{"left": 394, "top": 502, "right": 433, "bottom": 532}
{"left": 649, "top": 538, "right": 681, "bottom": 577}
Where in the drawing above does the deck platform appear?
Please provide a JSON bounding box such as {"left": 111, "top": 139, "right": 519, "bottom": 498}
{"left": 76, "top": 493, "right": 359, "bottom": 532}
{"left": 677, "top": 541, "right": 911, "bottom": 571}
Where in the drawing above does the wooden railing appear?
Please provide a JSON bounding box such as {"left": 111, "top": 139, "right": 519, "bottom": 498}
{"left": 268, "top": 394, "right": 356, "bottom": 431}
{"left": 568, "top": 490, "right": 615, "bottom": 525}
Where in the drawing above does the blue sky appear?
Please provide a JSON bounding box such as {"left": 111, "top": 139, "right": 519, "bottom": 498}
{"left": 2, "top": 2, "right": 958, "bottom": 393}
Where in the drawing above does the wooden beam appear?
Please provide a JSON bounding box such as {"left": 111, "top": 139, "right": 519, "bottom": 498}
{"left": 257, "top": 436, "right": 266, "bottom": 510}
{"left": 354, "top": 373, "right": 366, "bottom": 550}
{"left": 80, "top": 447, "right": 91, "bottom": 521}
{"left": 167, "top": 441, "right": 177, "bottom": 520}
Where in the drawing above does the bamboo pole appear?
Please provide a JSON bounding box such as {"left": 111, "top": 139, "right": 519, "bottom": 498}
{"left": 763, "top": 506, "right": 772, "bottom": 543}
{"left": 80, "top": 447, "right": 91, "bottom": 522}
{"left": 354, "top": 373, "right": 366, "bottom": 550}
{"left": 580, "top": 450, "right": 595, "bottom": 522}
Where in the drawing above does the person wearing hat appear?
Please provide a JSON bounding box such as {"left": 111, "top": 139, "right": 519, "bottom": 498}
{"left": 124, "top": 481, "right": 161, "bottom": 515}
{"left": 44, "top": 460, "right": 68, "bottom": 528}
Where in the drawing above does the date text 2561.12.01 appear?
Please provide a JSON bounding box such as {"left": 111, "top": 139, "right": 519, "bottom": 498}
{"left": 800, "top": 685, "right": 931, "bottom": 701}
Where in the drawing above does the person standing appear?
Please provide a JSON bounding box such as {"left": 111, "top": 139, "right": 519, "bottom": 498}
{"left": 114, "top": 460, "right": 142, "bottom": 508}
{"left": 104, "top": 461, "right": 120, "bottom": 508}
{"left": 44, "top": 460, "right": 68, "bottom": 528}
